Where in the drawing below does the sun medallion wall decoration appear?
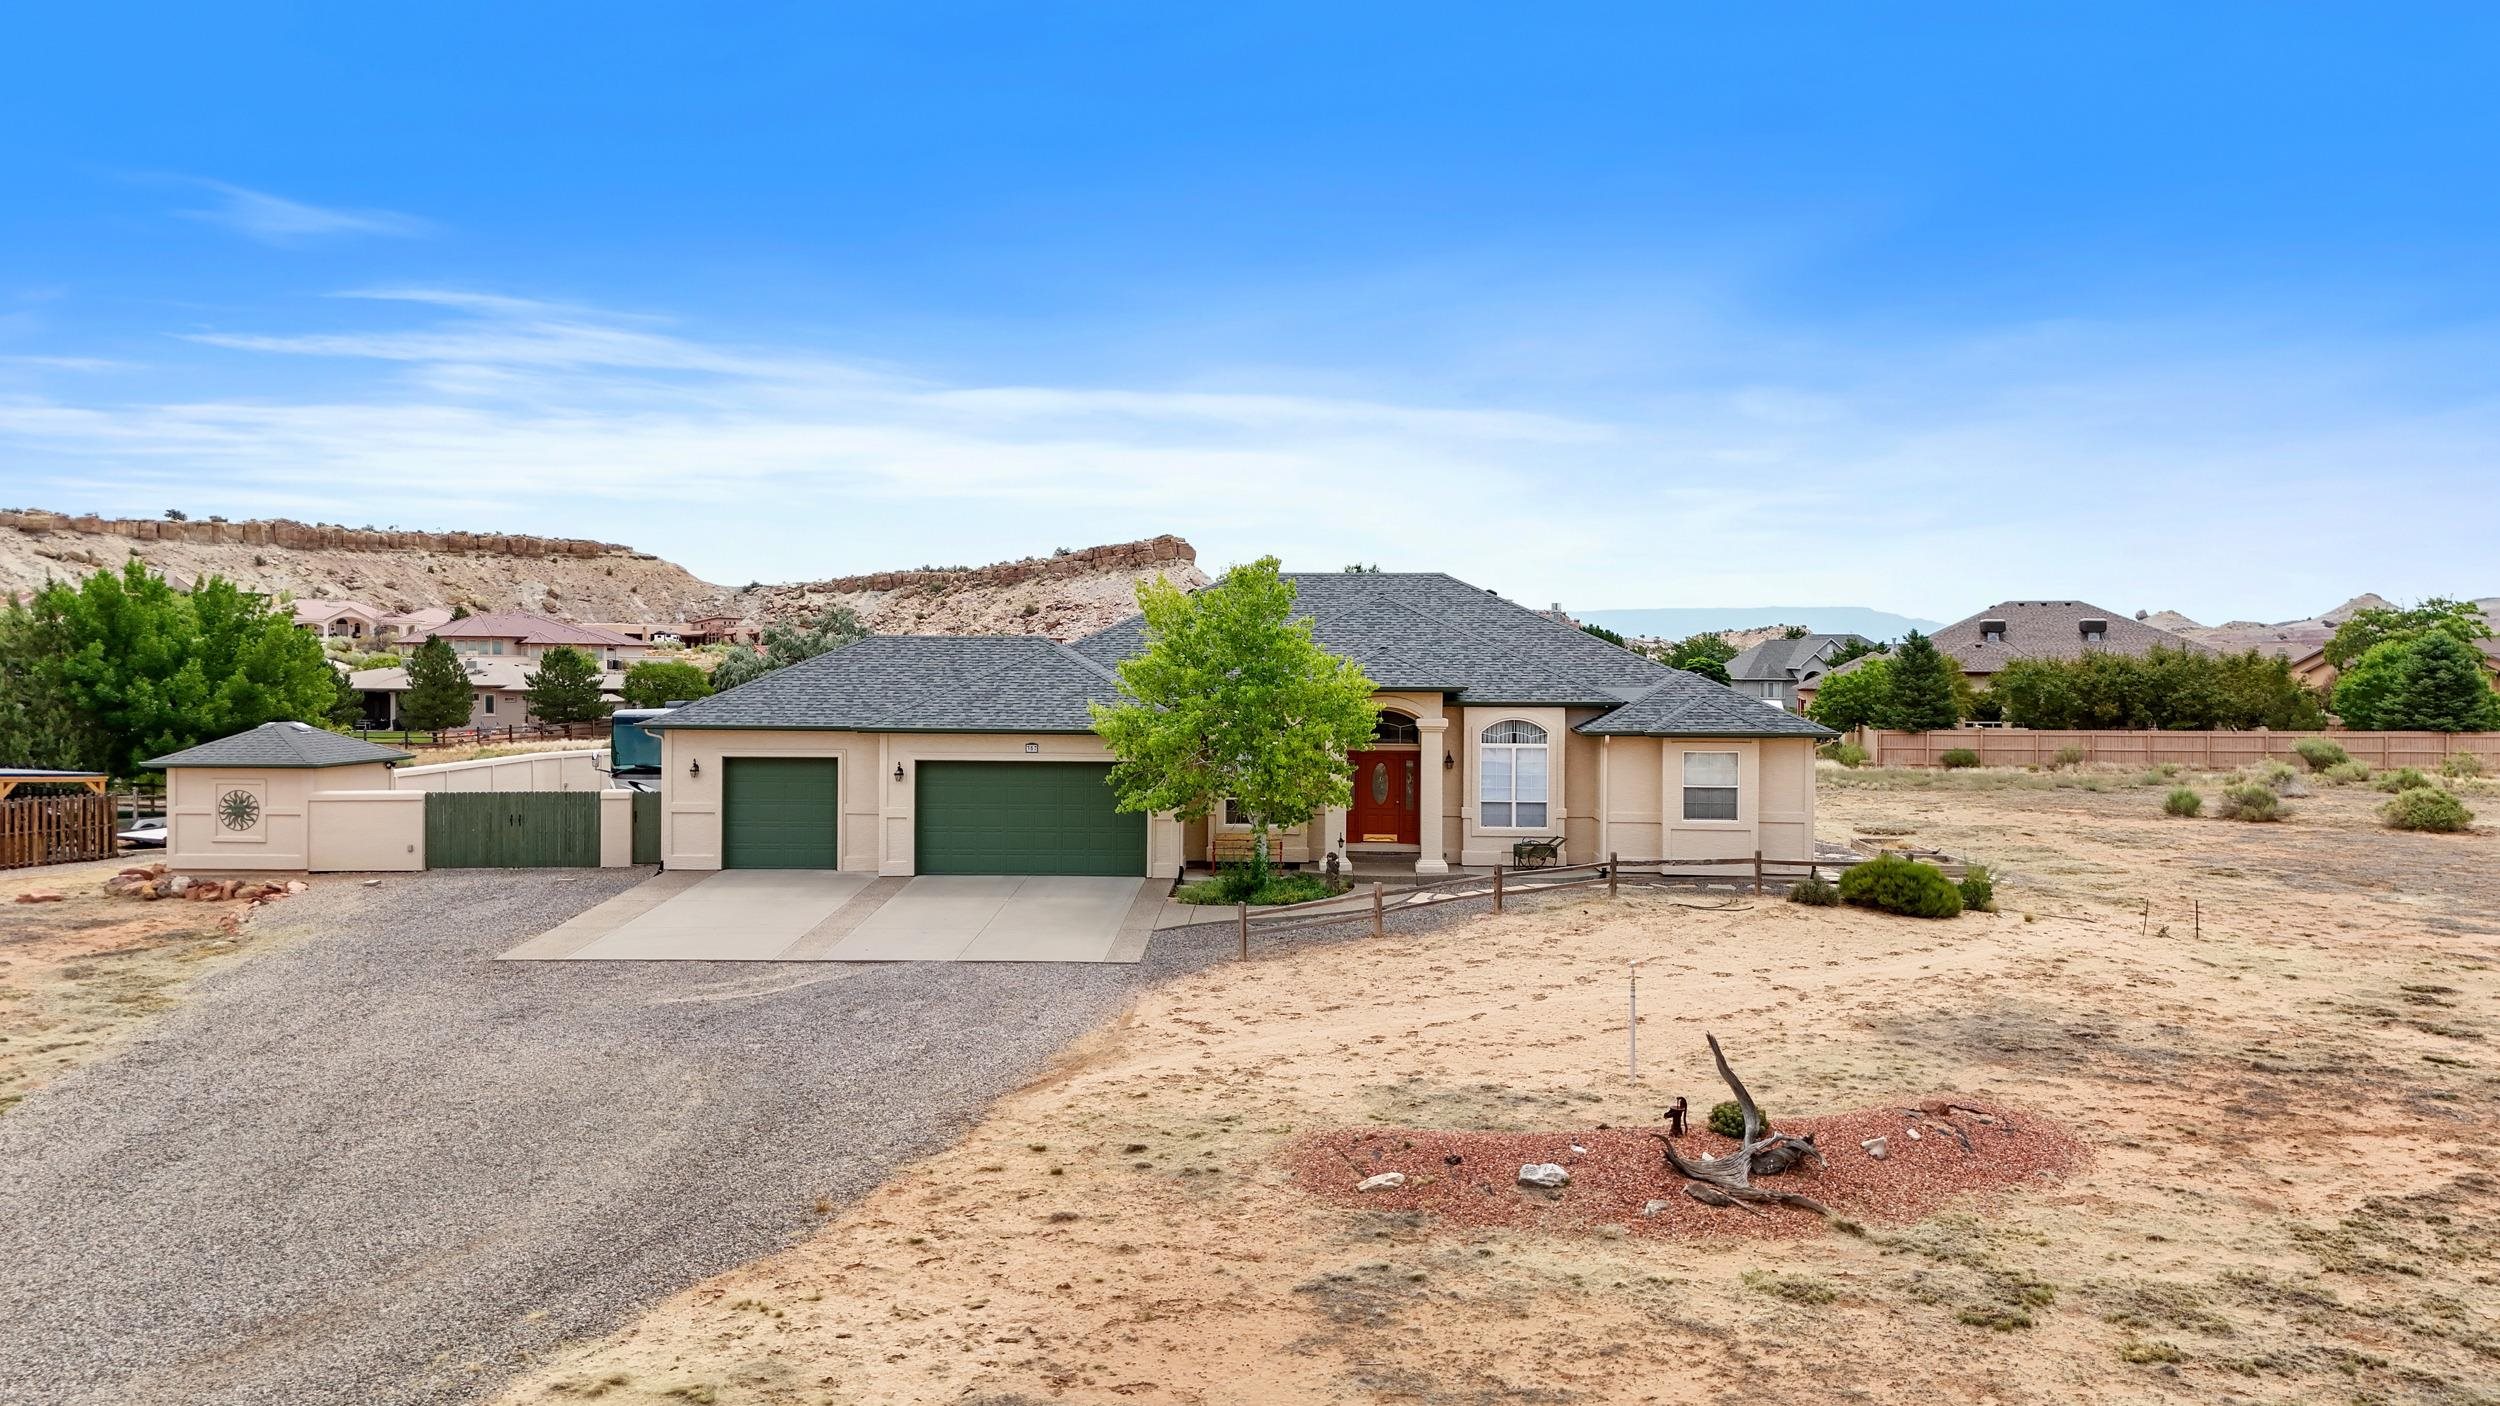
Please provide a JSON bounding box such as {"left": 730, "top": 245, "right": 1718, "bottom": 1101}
{"left": 218, "top": 788, "right": 263, "bottom": 831}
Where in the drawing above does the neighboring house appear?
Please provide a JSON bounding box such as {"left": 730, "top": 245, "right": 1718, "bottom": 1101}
{"left": 1797, "top": 600, "right": 2197, "bottom": 712}
{"left": 585, "top": 621, "right": 689, "bottom": 645}
{"left": 291, "top": 598, "right": 387, "bottom": 641}
{"left": 644, "top": 571, "right": 1834, "bottom": 878}
{"left": 1726, "top": 633, "right": 1873, "bottom": 710}
{"left": 350, "top": 655, "right": 628, "bottom": 730}
{"left": 399, "top": 611, "right": 653, "bottom": 672}
{"left": 380, "top": 606, "right": 453, "bottom": 642}
{"left": 681, "top": 613, "right": 760, "bottom": 646}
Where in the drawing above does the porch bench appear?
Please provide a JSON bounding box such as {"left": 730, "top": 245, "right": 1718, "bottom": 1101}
{"left": 1509, "top": 835, "right": 1566, "bottom": 868}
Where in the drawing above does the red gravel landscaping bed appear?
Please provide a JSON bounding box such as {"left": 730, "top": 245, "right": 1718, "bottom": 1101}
{"left": 1285, "top": 1099, "right": 2088, "bottom": 1240}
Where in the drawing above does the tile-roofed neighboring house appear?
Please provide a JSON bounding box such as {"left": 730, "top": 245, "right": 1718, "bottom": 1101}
{"left": 349, "top": 655, "right": 628, "bottom": 731}
{"left": 1725, "top": 633, "right": 1873, "bottom": 710}
{"left": 420, "top": 612, "right": 648, "bottom": 650}
{"left": 646, "top": 569, "right": 1833, "bottom": 884}
{"left": 144, "top": 721, "right": 412, "bottom": 770}
{"left": 291, "top": 598, "right": 387, "bottom": 640}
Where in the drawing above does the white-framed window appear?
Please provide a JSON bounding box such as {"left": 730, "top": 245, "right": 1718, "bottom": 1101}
{"left": 1478, "top": 720, "right": 1549, "bottom": 829}
{"left": 1683, "top": 751, "right": 1739, "bottom": 821}
{"left": 1221, "top": 798, "right": 1251, "bottom": 827}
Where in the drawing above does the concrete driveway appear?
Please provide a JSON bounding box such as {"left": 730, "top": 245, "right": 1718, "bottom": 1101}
{"left": 505, "top": 870, "right": 1164, "bottom": 963}
{"left": 0, "top": 868, "right": 1252, "bottom": 1406}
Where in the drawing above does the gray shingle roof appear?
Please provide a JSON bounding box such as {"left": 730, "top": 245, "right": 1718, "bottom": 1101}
{"left": 648, "top": 636, "right": 1121, "bottom": 732}
{"left": 1727, "top": 633, "right": 1871, "bottom": 683}
{"left": 1926, "top": 600, "right": 2201, "bottom": 675}
{"left": 144, "top": 722, "right": 414, "bottom": 769}
{"left": 661, "top": 574, "right": 1829, "bottom": 739}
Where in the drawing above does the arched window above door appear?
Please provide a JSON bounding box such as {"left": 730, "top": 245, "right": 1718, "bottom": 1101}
{"left": 1372, "top": 712, "right": 1420, "bottom": 744}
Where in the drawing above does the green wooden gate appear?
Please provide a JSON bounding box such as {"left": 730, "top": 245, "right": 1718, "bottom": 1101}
{"left": 424, "top": 791, "right": 603, "bottom": 868}
{"left": 630, "top": 790, "right": 661, "bottom": 865}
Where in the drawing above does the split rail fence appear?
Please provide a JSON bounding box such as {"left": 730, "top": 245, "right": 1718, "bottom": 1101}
{"left": 1861, "top": 727, "right": 2500, "bottom": 772}
{"left": 1228, "top": 852, "right": 1857, "bottom": 959}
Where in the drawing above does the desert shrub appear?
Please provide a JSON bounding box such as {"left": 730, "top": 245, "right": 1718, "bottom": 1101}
{"left": 2321, "top": 760, "right": 2371, "bottom": 785}
{"left": 2293, "top": 737, "right": 2350, "bottom": 772}
{"left": 2375, "top": 767, "right": 2432, "bottom": 793}
{"left": 1787, "top": 869, "right": 1840, "bottom": 906}
{"left": 2216, "top": 782, "right": 2282, "bottom": 822}
{"left": 2052, "top": 744, "right": 2087, "bottom": 768}
{"left": 1939, "top": 747, "right": 1982, "bottom": 770}
{"left": 1174, "top": 866, "right": 1343, "bottom": 906}
{"left": 2443, "top": 751, "right": 2485, "bottom": 779}
{"left": 1818, "top": 741, "right": 1868, "bottom": 767}
{"left": 2382, "top": 786, "right": 2474, "bottom": 833}
{"left": 1957, "top": 863, "right": 1997, "bottom": 913}
{"left": 2163, "top": 787, "right": 2203, "bottom": 817}
{"left": 1838, "top": 854, "right": 1964, "bottom": 918}
{"left": 1708, "top": 1100, "right": 1747, "bottom": 1139}
{"left": 2256, "top": 759, "right": 2299, "bottom": 789}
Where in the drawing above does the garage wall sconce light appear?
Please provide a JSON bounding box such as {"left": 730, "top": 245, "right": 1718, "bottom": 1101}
{"left": 688, "top": 759, "right": 701, "bottom": 779}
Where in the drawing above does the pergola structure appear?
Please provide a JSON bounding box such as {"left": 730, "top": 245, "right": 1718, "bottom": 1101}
{"left": 0, "top": 769, "right": 109, "bottom": 802}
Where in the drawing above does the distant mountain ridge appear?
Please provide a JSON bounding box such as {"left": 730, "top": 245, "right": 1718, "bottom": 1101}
{"left": 2145, "top": 593, "right": 2498, "bottom": 659}
{"left": 1575, "top": 605, "right": 1944, "bottom": 643}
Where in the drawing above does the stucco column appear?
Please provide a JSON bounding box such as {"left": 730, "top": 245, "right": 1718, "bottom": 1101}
{"left": 1415, "top": 716, "right": 1450, "bottom": 873}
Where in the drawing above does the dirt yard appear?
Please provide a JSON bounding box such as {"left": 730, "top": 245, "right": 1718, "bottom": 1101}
{"left": 488, "top": 764, "right": 2493, "bottom": 1405}
{"left": 0, "top": 858, "right": 291, "bottom": 1115}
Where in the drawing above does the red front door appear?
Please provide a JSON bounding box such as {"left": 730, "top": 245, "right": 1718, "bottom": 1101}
{"left": 1346, "top": 749, "right": 1421, "bottom": 845}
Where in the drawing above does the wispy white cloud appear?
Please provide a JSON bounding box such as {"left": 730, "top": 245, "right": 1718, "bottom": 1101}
{"left": 173, "top": 179, "right": 431, "bottom": 246}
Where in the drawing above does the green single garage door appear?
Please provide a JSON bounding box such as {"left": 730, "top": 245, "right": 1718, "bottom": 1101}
{"left": 915, "top": 761, "right": 1144, "bottom": 875}
{"left": 722, "top": 757, "right": 840, "bottom": 869}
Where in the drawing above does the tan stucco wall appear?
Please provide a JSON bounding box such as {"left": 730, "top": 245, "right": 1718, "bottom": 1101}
{"left": 659, "top": 729, "right": 1182, "bottom": 876}
{"left": 165, "top": 760, "right": 395, "bottom": 872}
{"left": 306, "top": 790, "right": 426, "bottom": 871}
{"left": 1586, "top": 736, "right": 1818, "bottom": 869}
{"left": 393, "top": 749, "right": 609, "bottom": 793}
{"left": 1455, "top": 704, "right": 1571, "bottom": 867}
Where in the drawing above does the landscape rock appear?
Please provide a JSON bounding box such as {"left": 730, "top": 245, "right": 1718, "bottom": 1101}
{"left": 1641, "top": 1199, "right": 1673, "bottom": 1217}
{"left": 13, "top": 891, "right": 65, "bottom": 904}
{"left": 1861, "top": 1136, "right": 1889, "bottom": 1160}
{"left": 1356, "top": 1173, "right": 1407, "bottom": 1193}
{"left": 1517, "top": 1163, "right": 1570, "bottom": 1189}
{"left": 166, "top": 875, "right": 192, "bottom": 896}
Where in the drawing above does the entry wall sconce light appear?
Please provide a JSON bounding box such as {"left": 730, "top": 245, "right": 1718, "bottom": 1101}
{"left": 1443, "top": 751, "right": 1455, "bottom": 769}
{"left": 894, "top": 763, "right": 907, "bottom": 782}
{"left": 688, "top": 759, "right": 701, "bottom": 779}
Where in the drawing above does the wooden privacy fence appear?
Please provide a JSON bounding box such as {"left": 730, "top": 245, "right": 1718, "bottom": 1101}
{"left": 422, "top": 791, "right": 603, "bottom": 868}
{"left": 1863, "top": 728, "right": 2500, "bottom": 772}
{"left": 0, "top": 792, "right": 117, "bottom": 870}
{"left": 1229, "top": 853, "right": 1851, "bottom": 958}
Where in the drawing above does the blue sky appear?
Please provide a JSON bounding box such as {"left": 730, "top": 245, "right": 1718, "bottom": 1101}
{"left": 3, "top": 5, "right": 2496, "bottom": 622}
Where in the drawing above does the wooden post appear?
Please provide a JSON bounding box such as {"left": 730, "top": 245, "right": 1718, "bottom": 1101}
{"left": 1493, "top": 864, "right": 1505, "bottom": 913}
{"left": 1237, "top": 902, "right": 1249, "bottom": 961}
{"left": 1752, "top": 849, "right": 1764, "bottom": 894}
{"left": 1608, "top": 851, "right": 1618, "bottom": 898}
{"left": 1371, "top": 881, "right": 1384, "bottom": 938}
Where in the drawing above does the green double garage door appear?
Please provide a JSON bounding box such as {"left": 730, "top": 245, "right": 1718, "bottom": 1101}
{"left": 721, "top": 757, "right": 1144, "bottom": 875}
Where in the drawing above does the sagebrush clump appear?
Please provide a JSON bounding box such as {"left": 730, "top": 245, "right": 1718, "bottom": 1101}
{"left": 2382, "top": 786, "right": 2473, "bottom": 833}
{"left": 2442, "top": 751, "right": 2485, "bottom": 779}
{"left": 2322, "top": 760, "right": 2371, "bottom": 785}
{"left": 1957, "top": 863, "right": 1997, "bottom": 913}
{"left": 1940, "top": 748, "right": 1981, "bottom": 770}
{"left": 2256, "top": 759, "right": 2299, "bottom": 789}
{"left": 2052, "top": 744, "right": 2087, "bottom": 768}
{"left": 1837, "top": 854, "right": 1963, "bottom": 918}
{"left": 1787, "top": 869, "right": 1840, "bottom": 906}
{"left": 2375, "top": 767, "right": 2432, "bottom": 794}
{"left": 2293, "top": 737, "right": 2350, "bottom": 772}
{"left": 2163, "top": 787, "right": 2203, "bottom": 818}
{"left": 2217, "top": 782, "right": 2282, "bottom": 822}
{"left": 1818, "top": 741, "right": 1868, "bottom": 767}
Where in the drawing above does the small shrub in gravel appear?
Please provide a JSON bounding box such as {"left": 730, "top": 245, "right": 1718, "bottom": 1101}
{"left": 2443, "top": 751, "right": 2485, "bottom": 779}
{"left": 2382, "top": 786, "right": 2474, "bottom": 833}
{"left": 1743, "top": 1270, "right": 1838, "bottom": 1305}
{"left": 1838, "top": 854, "right": 1964, "bottom": 918}
{"left": 1787, "top": 869, "right": 1840, "bottom": 906}
{"left": 2321, "top": 760, "right": 2371, "bottom": 785}
{"left": 2052, "top": 744, "right": 2087, "bottom": 768}
{"left": 2256, "top": 760, "right": 2298, "bottom": 789}
{"left": 2163, "top": 787, "right": 2203, "bottom": 818}
{"left": 1940, "top": 748, "right": 1982, "bottom": 769}
{"left": 2216, "top": 783, "right": 2282, "bottom": 822}
{"left": 2293, "top": 737, "right": 2350, "bottom": 772}
{"left": 1708, "top": 1100, "right": 1747, "bottom": 1139}
{"left": 1957, "top": 863, "right": 1997, "bottom": 913}
{"left": 2375, "top": 767, "right": 2432, "bottom": 794}
{"left": 1818, "top": 741, "right": 1868, "bottom": 767}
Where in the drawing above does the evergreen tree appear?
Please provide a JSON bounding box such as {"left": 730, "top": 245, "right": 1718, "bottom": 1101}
{"left": 1877, "top": 630, "right": 1962, "bottom": 731}
{"left": 1659, "top": 632, "right": 1737, "bottom": 684}
{"left": 400, "top": 637, "right": 474, "bottom": 731}
{"left": 2382, "top": 631, "right": 2500, "bottom": 732}
{"left": 523, "top": 645, "right": 612, "bottom": 725}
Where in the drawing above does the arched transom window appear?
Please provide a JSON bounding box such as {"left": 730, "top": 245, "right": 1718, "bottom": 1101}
{"left": 1372, "top": 712, "right": 1420, "bottom": 744}
{"left": 1478, "top": 720, "right": 1549, "bottom": 828}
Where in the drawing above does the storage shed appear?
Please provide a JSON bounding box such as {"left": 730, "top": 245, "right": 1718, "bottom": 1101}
{"left": 143, "top": 723, "right": 413, "bottom": 872}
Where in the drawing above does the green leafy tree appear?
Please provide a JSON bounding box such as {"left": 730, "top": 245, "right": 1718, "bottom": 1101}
{"left": 1989, "top": 646, "right": 2324, "bottom": 731}
{"left": 1781, "top": 625, "right": 1810, "bottom": 640}
{"left": 1805, "top": 658, "right": 1893, "bottom": 731}
{"left": 0, "top": 601, "right": 105, "bottom": 769}
{"left": 707, "top": 645, "right": 771, "bottom": 692}
{"left": 703, "top": 606, "right": 868, "bottom": 693}
{"left": 1877, "top": 631, "right": 1962, "bottom": 731}
{"left": 1659, "top": 631, "right": 1737, "bottom": 684}
{"left": 2381, "top": 631, "right": 2500, "bottom": 731}
{"left": 1091, "top": 557, "right": 1379, "bottom": 888}
{"left": 1580, "top": 621, "right": 1629, "bottom": 648}
{"left": 6, "top": 561, "right": 338, "bottom": 776}
{"left": 1826, "top": 637, "right": 1888, "bottom": 668}
{"left": 621, "top": 658, "right": 715, "bottom": 708}
{"left": 448, "top": 603, "right": 470, "bottom": 620}
{"left": 523, "top": 645, "right": 612, "bottom": 725}
{"left": 2323, "top": 597, "right": 2491, "bottom": 670}
{"left": 400, "top": 636, "right": 475, "bottom": 731}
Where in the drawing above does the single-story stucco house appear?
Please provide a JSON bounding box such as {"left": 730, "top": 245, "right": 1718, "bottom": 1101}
{"left": 646, "top": 571, "right": 1834, "bottom": 877}
{"left": 1726, "top": 632, "right": 1873, "bottom": 710}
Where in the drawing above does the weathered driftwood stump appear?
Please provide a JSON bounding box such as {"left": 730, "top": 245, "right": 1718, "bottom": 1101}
{"left": 1653, "top": 1033, "right": 1833, "bottom": 1216}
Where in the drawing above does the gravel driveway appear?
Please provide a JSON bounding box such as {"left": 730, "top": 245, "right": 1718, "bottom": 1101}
{"left": 0, "top": 869, "right": 1256, "bottom": 1406}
